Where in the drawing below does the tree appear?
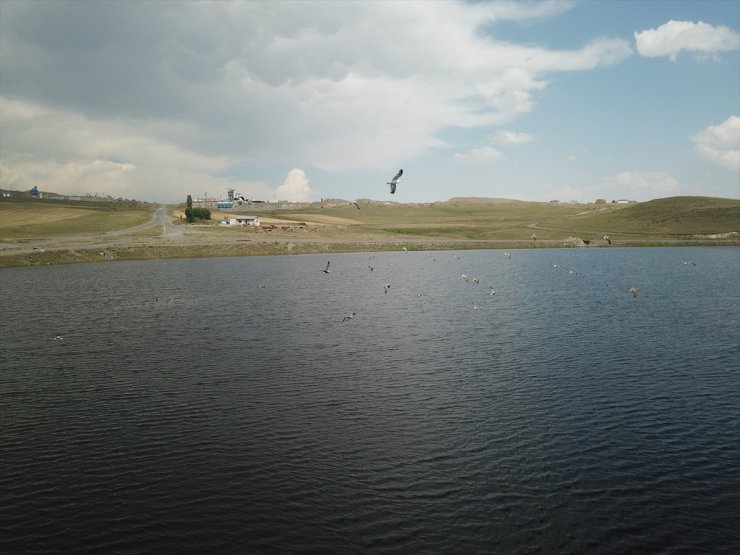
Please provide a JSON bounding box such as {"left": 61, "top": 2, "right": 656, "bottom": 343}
{"left": 185, "top": 194, "right": 195, "bottom": 223}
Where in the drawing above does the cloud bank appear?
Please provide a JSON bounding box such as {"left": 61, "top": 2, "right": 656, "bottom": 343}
{"left": 0, "top": 0, "right": 633, "bottom": 201}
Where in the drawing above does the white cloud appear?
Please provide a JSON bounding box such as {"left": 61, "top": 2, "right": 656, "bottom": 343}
{"left": 610, "top": 171, "right": 679, "bottom": 191}
{"left": 0, "top": 1, "right": 634, "bottom": 201}
{"left": 635, "top": 20, "right": 740, "bottom": 60}
{"left": 550, "top": 171, "right": 682, "bottom": 203}
{"left": 691, "top": 116, "right": 740, "bottom": 170}
{"left": 490, "top": 130, "right": 535, "bottom": 145}
{"left": 274, "top": 169, "right": 314, "bottom": 202}
{"left": 454, "top": 146, "right": 504, "bottom": 163}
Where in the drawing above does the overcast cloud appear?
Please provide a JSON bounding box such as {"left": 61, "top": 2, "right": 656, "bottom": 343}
{"left": 1, "top": 1, "right": 738, "bottom": 203}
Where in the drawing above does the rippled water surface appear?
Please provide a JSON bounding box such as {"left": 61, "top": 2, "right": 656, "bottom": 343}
{"left": 2, "top": 247, "right": 739, "bottom": 554}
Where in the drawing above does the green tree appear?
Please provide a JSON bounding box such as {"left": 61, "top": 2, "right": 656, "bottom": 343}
{"left": 185, "top": 194, "right": 195, "bottom": 223}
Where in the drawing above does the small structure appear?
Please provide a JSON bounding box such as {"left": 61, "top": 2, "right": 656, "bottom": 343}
{"left": 236, "top": 215, "right": 260, "bottom": 227}
{"left": 218, "top": 215, "right": 260, "bottom": 227}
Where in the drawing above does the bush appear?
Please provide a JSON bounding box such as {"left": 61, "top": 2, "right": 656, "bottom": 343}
{"left": 185, "top": 206, "right": 210, "bottom": 223}
{"left": 193, "top": 207, "right": 211, "bottom": 220}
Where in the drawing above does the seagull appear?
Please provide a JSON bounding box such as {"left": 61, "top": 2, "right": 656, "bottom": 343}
{"left": 471, "top": 278, "right": 480, "bottom": 284}
{"left": 489, "top": 287, "right": 496, "bottom": 296}
{"left": 630, "top": 287, "right": 638, "bottom": 298}
{"left": 402, "top": 246, "right": 408, "bottom": 253}
{"left": 472, "top": 303, "right": 480, "bottom": 310}
{"left": 604, "top": 234, "right": 611, "bottom": 245}
{"left": 460, "top": 273, "right": 469, "bottom": 282}
{"left": 342, "top": 312, "right": 356, "bottom": 323}
{"left": 682, "top": 260, "right": 696, "bottom": 266}
{"left": 349, "top": 201, "right": 360, "bottom": 209}
{"left": 368, "top": 265, "right": 374, "bottom": 272}
{"left": 531, "top": 234, "right": 537, "bottom": 242}
{"left": 504, "top": 252, "right": 511, "bottom": 258}
{"left": 384, "top": 283, "right": 391, "bottom": 294}
{"left": 53, "top": 335, "right": 63, "bottom": 341}
{"left": 387, "top": 169, "right": 403, "bottom": 194}
{"left": 323, "top": 261, "right": 331, "bottom": 274}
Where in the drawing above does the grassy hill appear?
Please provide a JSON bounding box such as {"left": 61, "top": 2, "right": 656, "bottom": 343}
{"left": 0, "top": 197, "right": 156, "bottom": 239}
{"left": 576, "top": 196, "right": 740, "bottom": 235}
{"left": 257, "top": 196, "right": 739, "bottom": 242}
{"left": 1, "top": 194, "right": 738, "bottom": 244}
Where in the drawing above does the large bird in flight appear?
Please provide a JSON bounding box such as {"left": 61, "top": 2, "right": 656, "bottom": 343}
{"left": 387, "top": 169, "right": 403, "bottom": 194}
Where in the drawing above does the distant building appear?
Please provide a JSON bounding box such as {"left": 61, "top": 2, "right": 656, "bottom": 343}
{"left": 219, "top": 216, "right": 260, "bottom": 227}
{"left": 595, "top": 198, "right": 606, "bottom": 204}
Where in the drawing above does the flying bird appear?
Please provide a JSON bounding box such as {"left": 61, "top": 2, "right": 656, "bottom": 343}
{"left": 342, "top": 312, "right": 356, "bottom": 323}
{"left": 384, "top": 283, "right": 391, "bottom": 294}
{"left": 630, "top": 287, "right": 638, "bottom": 298}
{"left": 349, "top": 201, "right": 360, "bottom": 209}
{"left": 323, "top": 261, "right": 331, "bottom": 274}
{"left": 604, "top": 235, "right": 611, "bottom": 245}
{"left": 387, "top": 169, "right": 403, "bottom": 194}
{"left": 489, "top": 287, "right": 496, "bottom": 296}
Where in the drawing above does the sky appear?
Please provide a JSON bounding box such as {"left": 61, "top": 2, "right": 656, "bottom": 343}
{"left": 1, "top": 0, "right": 738, "bottom": 204}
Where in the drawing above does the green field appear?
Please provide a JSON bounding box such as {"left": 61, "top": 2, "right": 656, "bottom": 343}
{"left": 0, "top": 198, "right": 156, "bottom": 239}
{"left": 258, "top": 196, "right": 740, "bottom": 243}
{"left": 1, "top": 195, "right": 738, "bottom": 268}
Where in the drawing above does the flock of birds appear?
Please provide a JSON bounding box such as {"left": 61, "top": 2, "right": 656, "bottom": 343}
{"left": 46, "top": 166, "right": 700, "bottom": 338}
{"left": 316, "top": 248, "right": 686, "bottom": 324}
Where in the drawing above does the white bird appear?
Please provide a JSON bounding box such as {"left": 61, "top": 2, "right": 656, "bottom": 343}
{"left": 402, "top": 246, "right": 408, "bottom": 253}
{"left": 504, "top": 252, "right": 511, "bottom": 258}
{"left": 682, "top": 260, "right": 696, "bottom": 266}
{"left": 323, "top": 261, "right": 331, "bottom": 274}
{"left": 604, "top": 235, "right": 611, "bottom": 245}
{"left": 384, "top": 283, "right": 391, "bottom": 294}
{"left": 489, "top": 287, "right": 496, "bottom": 296}
{"left": 53, "top": 335, "right": 63, "bottom": 341}
{"left": 349, "top": 201, "right": 360, "bottom": 209}
{"left": 342, "top": 312, "right": 356, "bottom": 323}
{"left": 387, "top": 169, "right": 403, "bottom": 194}
{"left": 630, "top": 287, "right": 638, "bottom": 298}
{"left": 472, "top": 303, "right": 480, "bottom": 310}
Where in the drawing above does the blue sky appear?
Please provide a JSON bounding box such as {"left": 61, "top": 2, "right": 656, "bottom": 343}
{"left": 1, "top": 0, "right": 738, "bottom": 204}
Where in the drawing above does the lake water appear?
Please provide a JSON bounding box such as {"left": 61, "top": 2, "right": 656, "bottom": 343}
{"left": 2, "top": 247, "right": 739, "bottom": 554}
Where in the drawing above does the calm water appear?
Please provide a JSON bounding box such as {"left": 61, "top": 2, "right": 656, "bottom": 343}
{"left": 2, "top": 247, "right": 739, "bottom": 554}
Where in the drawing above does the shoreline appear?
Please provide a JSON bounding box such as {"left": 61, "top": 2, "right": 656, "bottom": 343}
{"left": 2, "top": 234, "right": 738, "bottom": 268}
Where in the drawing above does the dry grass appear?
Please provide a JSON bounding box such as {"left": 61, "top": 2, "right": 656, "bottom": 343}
{"left": 0, "top": 199, "right": 156, "bottom": 239}
{"left": 2, "top": 196, "right": 738, "bottom": 268}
